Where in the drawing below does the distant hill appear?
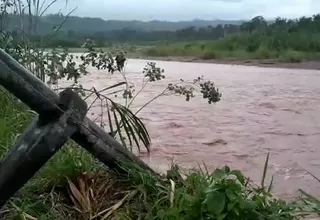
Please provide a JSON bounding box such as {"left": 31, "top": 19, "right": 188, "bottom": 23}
{"left": 5, "top": 13, "right": 245, "bottom": 34}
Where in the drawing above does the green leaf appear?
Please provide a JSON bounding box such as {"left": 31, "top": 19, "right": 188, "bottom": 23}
{"left": 267, "top": 174, "right": 274, "bottom": 192}
{"left": 226, "top": 189, "right": 237, "bottom": 201}
{"left": 229, "top": 170, "right": 245, "bottom": 185}
{"left": 299, "top": 189, "right": 320, "bottom": 205}
{"left": 98, "top": 82, "right": 127, "bottom": 93}
{"left": 117, "top": 106, "right": 139, "bottom": 149}
{"left": 217, "top": 213, "right": 227, "bottom": 220}
{"left": 107, "top": 99, "right": 151, "bottom": 152}
{"left": 223, "top": 166, "right": 231, "bottom": 174}
{"left": 212, "top": 168, "right": 226, "bottom": 180}
{"left": 227, "top": 202, "right": 236, "bottom": 211}
{"left": 243, "top": 200, "right": 256, "bottom": 210}
{"left": 106, "top": 101, "right": 114, "bottom": 136}
{"left": 112, "top": 107, "right": 127, "bottom": 148}
{"left": 204, "top": 191, "right": 226, "bottom": 215}
{"left": 261, "top": 152, "right": 270, "bottom": 188}
{"left": 157, "top": 209, "right": 166, "bottom": 219}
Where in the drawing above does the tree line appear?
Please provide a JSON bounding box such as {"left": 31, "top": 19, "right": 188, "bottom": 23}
{"left": 6, "top": 14, "right": 320, "bottom": 53}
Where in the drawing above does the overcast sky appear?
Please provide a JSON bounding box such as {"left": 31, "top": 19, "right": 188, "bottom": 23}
{"left": 46, "top": 0, "right": 320, "bottom": 21}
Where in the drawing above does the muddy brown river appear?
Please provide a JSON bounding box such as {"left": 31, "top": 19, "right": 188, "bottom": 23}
{"left": 61, "top": 57, "right": 320, "bottom": 200}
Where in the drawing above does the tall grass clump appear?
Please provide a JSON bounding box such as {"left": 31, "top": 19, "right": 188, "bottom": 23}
{"left": 0, "top": 89, "right": 31, "bottom": 156}
{"left": 110, "top": 156, "right": 313, "bottom": 220}
{"left": 278, "top": 50, "right": 304, "bottom": 63}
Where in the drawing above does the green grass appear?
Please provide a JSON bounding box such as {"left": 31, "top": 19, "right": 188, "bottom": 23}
{"left": 0, "top": 89, "right": 319, "bottom": 219}
{"left": 0, "top": 91, "right": 31, "bottom": 156}
{"left": 0, "top": 89, "right": 100, "bottom": 219}
{"left": 143, "top": 40, "right": 320, "bottom": 63}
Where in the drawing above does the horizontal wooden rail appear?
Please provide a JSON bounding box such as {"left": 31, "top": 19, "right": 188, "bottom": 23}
{"left": 0, "top": 49, "right": 155, "bottom": 174}
{"left": 0, "top": 89, "right": 87, "bottom": 207}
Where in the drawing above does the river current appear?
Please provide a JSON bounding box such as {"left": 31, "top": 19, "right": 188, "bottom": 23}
{"left": 61, "top": 57, "right": 320, "bottom": 200}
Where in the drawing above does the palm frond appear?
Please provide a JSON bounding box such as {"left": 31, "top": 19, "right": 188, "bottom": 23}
{"left": 105, "top": 99, "right": 151, "bottom": 153}
{"left": 84, "top": 82, "right": 126, "bottom": 101}
{"left": 80, "top": 82, "right": 150, "bottom": 152}
{"left": 112, "top": 107, "right": 127, "bottom": 148}
{"left": 98, "top": 82, "right": 127, "bottom": 93}
{"left": 106, "top": 101, "right": 114, "bottom": 136}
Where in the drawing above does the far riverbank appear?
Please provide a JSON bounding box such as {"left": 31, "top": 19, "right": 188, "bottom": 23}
{"left": 51, "top": 47, "right": 320, "bottom": 70}
{"left": 127, "top": 54, "right": 320, "bottom": 70}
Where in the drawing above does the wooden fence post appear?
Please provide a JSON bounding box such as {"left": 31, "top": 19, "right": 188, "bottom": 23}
{"left": 0, "top": 89, "right": 87, "bottom": 208}
{"left": 0, "top": 49, "right": 155, "bottom": 174}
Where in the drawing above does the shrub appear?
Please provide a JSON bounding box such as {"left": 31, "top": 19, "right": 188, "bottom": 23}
{"left": 201, "top": 50, "right": 217, "bottom": 60}
{"left": 279, "top": 50, "right": 304, "bottom": 63}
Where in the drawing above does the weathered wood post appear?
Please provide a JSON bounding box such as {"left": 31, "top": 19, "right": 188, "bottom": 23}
{"left": 0, "top": 49, "right": 155, "bottom": 174}
{"left": 0, "top": 89, "right": 87, "bottom": 208}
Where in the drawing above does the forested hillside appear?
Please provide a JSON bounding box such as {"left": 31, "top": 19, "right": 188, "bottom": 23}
{"left": 5, "top": 13, "right": 243, "bottom": 34}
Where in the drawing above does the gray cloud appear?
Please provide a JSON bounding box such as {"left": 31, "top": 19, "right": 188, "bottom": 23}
{"left": 45, "top": 0, "right": 319, "bottom": 21}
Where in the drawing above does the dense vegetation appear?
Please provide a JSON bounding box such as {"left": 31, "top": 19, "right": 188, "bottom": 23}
{"left": 144, "top": 15, "right": 320, "bottom": 62}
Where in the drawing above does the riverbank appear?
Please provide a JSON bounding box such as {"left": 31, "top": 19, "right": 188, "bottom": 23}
{"left": 135, "top": 40, "right": 320, "bottom": 70}
{"left": 128, "top": 54, "right": 320, "bottom": 70}
{"left": 52, "top": 47, "right": 320, "bottom": 70}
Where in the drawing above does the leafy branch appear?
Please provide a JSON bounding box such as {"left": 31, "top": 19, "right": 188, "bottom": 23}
{"left": 0, "top": 1, "right": 222, "bottom": 153}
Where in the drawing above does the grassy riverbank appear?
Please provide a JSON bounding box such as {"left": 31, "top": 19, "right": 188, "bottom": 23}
{"left": 1, "top": 90, "right": 320, "bottom": 219}
{"left": 49, "top": 43, "right": 318, "bottom": 63}
{"left": 46, "top": 46, "right": 320, "bottom": 71}
{"left": 143, "top": 41, "right": 320, "bottom": 64}
{"left": 141, "top": 15, "right": 320, "bottom": 65}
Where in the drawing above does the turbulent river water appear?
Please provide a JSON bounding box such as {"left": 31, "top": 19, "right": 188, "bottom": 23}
{"left": 62, "top": 57, "right": 320, "bottom": 200}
